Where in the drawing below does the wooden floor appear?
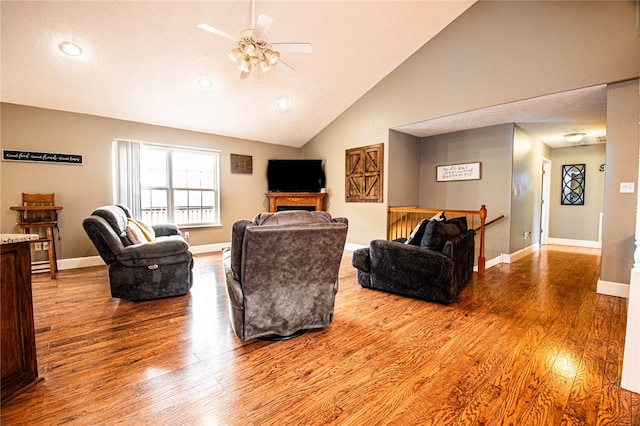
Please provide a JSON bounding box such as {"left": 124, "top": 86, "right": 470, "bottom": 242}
{"left": 2, "top": 245, "right": 639, "bottom": 425}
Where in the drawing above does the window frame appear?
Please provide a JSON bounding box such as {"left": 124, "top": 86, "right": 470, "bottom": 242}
{"left": 114, "top": 139, "right": 221, "bottom": 227}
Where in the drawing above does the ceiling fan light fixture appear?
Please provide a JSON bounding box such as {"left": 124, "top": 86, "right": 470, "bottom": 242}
{"left": 228, "top": 47, "right": 243, "bottom": 63}
{"left": 265, "top": 49, "right": 280, "bottom": 65}
{"left": 564, "top": 132, "right": 587, "bottom": 143}
{"left": 245, "top": 42, "right": 258, "bottom": 57}
{"left": 199, "top": 9, "right": 311, "bottom": 79}
{"left": 259, "top": 60, "right": 271, "bottom": 72}
{"left": 238, "top": 57, "right": 252, "bottom": 73}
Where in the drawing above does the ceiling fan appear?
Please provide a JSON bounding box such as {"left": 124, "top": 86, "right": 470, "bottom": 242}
{"left": 198, "top": 0, "right": 312, "bottom": 79}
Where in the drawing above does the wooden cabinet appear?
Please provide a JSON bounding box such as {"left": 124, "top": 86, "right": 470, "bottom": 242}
{"left": 1, "top": 240, "right": 38, "bottom": 403}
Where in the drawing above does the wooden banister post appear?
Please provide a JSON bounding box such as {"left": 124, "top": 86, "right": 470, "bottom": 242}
{"left": 478, "top": 205, "right": 487, "bottom": 274}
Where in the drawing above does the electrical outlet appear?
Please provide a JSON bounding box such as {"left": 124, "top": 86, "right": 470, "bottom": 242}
{"left": 43, "top": 241, "right": 49, "bottom": 250}
{"left": 34, "top": 242, "right": 43, "bottom": 251}
{"left": 184, "top": 231, "right": 190, "bottom": 239}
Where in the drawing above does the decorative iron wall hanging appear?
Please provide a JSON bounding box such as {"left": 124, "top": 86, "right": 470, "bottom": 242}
{"left": 561, "top": 164, "right": 585, "bottom": 205}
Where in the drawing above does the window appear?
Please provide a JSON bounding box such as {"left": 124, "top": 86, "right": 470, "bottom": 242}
{"left": 114, "top": 139, "right": 220, "bottom": 226}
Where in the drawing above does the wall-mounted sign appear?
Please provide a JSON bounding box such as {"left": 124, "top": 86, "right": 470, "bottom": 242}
{"left": 2, "top": 149, "right": 83, "bottom": 165}
{"left": 436, "top": 162, "right": 481, "bottom": 182}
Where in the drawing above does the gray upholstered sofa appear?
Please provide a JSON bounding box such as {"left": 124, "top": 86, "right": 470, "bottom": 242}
{"left": 82, "top": 205, "right": 193, "bottom": 301}
{"left": 352, "top": 216, "right": 474, "bottom": 304}
{"left": 223, "top": 210, "right": 348, "bottom": 340}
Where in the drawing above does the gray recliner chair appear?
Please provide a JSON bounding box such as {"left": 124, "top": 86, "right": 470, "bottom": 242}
{"left": 223, "top": 210, "right": 348, "bottom": 340}
{"left": 82, "top": 205, "right": 193, "bottom": 301}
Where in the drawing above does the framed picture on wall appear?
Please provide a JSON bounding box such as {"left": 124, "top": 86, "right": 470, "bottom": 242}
{"left": 436, "top": 162, "right": 481, "bottom": 182}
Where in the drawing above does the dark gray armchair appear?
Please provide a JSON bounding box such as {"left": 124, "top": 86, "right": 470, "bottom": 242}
{"left": 82, "top": 205, "right": 193, "bottom": 301}
{"left": 223, "top": 210, "right": 348, "bottom": 340}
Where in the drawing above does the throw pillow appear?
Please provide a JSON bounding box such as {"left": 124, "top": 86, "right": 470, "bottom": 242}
{"left": 446, "top": 216, "right": 468, "bottom": 232}
{"left": 126, "top": 218, "right": 156, "bottom": 244}
{"left": 421, "top": 220, "right": 461, "bottom": 251}
{"left": 404, "top": 219, "right": 428, "bottom": 245}
{"left": 431, "top": 211, "right": 446, "bottom": 222}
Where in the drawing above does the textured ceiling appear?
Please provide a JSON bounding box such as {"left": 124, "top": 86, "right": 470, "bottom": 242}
{"left": 395, "top": 84, "right": 608, "bottom": 148}
{"left": 1, "top": 0, "right": 475, "bottom": 147}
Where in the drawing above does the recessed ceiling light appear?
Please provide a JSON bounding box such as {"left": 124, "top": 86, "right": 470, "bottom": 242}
{"left": 198, "top": 78, "right": 213, "bottom": 88}
{"left": 276, "top": 98, "right": 292, "bottom": 111}
{"left": 58, "top": 41, "right": 83, "bottom": 57}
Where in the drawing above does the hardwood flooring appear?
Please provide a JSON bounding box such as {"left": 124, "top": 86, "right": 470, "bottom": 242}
{"left": 1, "top": 245, "right": 639, "bottom": 425}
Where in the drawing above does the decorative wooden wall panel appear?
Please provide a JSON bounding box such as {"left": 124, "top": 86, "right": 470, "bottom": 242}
{"left": 345, "top": 143, "right": 383, "bottom": 202}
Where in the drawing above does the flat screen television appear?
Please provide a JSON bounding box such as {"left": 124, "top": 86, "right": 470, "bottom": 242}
{"left": 267, "top": 159, "right": 325, "bottom": 192}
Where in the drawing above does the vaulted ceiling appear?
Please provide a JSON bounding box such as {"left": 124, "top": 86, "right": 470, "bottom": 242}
{"left": 1, "top": 1, "right": 474, "bottom": 147}
{"left": 1, "top": 1, "right": 606, "bottom": 149}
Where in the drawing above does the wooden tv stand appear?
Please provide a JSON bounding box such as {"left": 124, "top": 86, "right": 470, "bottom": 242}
{"left": 266, "top": 192, "right": 326, "bottom": 212}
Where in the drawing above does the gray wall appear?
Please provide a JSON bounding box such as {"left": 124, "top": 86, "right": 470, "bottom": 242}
{"left": 419, "top": 124, "right": 513, "bottom": 260}
{"left": 510, "top": 126, "right": 552, "bottom": 252}
{"left": 0, "top": 104, "right": 300, "bottom": 260}
{"left": 601, "top": 80, "right": 639, "bottom": 284}
{"left": 549, "top": 144, "right": 606, "bottom": 242}
{"left": 303, "top": 0, "right": 638, "bottom": 247}
{"left": 388, "top": 130, "right": 421, "bottom": 207}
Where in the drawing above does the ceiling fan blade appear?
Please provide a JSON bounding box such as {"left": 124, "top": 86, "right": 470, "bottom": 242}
{"left": 276, "top": 60, "right": 295, "bottom": 74}
{"left": 253, "top": 14, "right": 273, "bottom": 40}
{"left": 271, "top": 43, "right": 313, "bottom": 54}
{"left": 197, "top": 23, "right": 237, "bottom": 42}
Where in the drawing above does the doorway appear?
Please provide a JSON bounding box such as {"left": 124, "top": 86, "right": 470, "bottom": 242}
{"left": 540, "top": 158, "right": 551, "bottom": 245}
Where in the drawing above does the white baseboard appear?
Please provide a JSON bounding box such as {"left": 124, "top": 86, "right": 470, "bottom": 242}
{"left": 547, "top": 237, "right": 601, "bottom": 249}
{"left": 344, "top": 242, "right": 366, "bottom": 251}
{"left": 190, "top": 243, "right": 227, "bottom": 254}
{"left": 597, "top": 279, "right": 629, "bottom": 298}
{"left": 58, "top": 242, "right": 508, "bottom": 271}
{"left": 484, "top": 255, "right": 503, "bottom": 270}
{"left": 58, "top": 255, "right": 105, "bottom": 270}
{"left": 501, "top": 243, "right": 540, "bottom": 264}
{"left": 57, "top": 243, "right": 228, "bottom": 270}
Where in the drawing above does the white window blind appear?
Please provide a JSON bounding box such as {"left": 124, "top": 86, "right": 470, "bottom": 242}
{"left": 113, "top": 139, "right": 220, "bottom": 226}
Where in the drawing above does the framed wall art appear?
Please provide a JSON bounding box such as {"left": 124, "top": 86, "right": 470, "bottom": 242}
{"left": 436, "top": 162, "right": 481, "bottom": 182}
{"left": 230, "top": 154, "right": 252, "bottom": 174}
{"left": 561, "top": 163, "right": 585, "bottom": 205}
{"left": 345, "top": 143, "right": 383, "bottom": 202}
